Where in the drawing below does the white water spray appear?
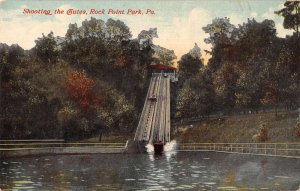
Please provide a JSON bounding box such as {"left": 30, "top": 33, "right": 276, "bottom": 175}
{"left": 145, "top": 140, "right": 177, "bottom": 153}
{"left": 145, "top": 143, "right": 154, "bottom": 153}
{"left": 164, "top": 140, "right": 177, "bottom": 152}
{"left": 165, "top": 140, "right": 178, "bottom": 161}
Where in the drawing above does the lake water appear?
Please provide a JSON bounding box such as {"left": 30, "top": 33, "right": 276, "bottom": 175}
{"left": 1, "top": 148, "right": 300, "bottom": 190}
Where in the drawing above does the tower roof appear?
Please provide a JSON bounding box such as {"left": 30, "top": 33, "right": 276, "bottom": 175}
{"left": 149, "top": 63, "right": 176, "bottom": 70}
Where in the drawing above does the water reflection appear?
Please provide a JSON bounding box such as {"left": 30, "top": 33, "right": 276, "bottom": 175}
{"left": 0, "top": 150, "right": 300, "bottom": 190}
{"left": 144, "top": 152, "right": 176, "bottom": 189}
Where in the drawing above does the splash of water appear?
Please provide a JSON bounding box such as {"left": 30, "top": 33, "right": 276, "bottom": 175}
{"left": 145, "top": 140, "right": 177, "bottom": 153}
{"left": 165, "top": 140, "right": 177, "bottom": 161}
{"left": 164, "top": 140, "right": 177, "bottom": 152}
{"left": 145, "top": 143, "right": 154, "bottom": 153}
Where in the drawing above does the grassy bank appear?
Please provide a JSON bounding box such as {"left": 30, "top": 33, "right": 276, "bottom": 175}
{"left": 173, "top": 111, "right": 300, "bottom": 143}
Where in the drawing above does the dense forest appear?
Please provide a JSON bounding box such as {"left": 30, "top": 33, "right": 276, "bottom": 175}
{"left": 176, "top": 2, "right": 299, "bottom": 118}
{"left": 0, "top": 2, "right": 299, "bottom": 140}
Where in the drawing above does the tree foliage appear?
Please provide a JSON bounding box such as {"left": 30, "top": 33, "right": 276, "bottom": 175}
{"left": 275, "top": 1, "right": 300, "bottom": 38}
{"left": 176, "top": 15, "right": 299, "bottom": 118}
{"left": 65, "top": 70, "right": 100, "bottom": 110}
{"left": 1, "top": 6, "right": 299, "bottom": 140}
{"left": 33, "top": 32, "right": 59, "bottom": 63}
{"left": 0, "top": 18, "right": 177, "bottom": 140}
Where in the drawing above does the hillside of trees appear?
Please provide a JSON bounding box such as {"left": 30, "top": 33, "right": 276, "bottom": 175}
{"left": 0, "top": 18, "right": 165, "bottom": 140}
{"left": 0, "top": 2, "right": 299, "bottom": 140}
{"left": 176, "top": 2, "right": 299, "bottom": 119}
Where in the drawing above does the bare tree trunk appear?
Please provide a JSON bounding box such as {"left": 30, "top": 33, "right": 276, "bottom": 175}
{"left": 297, "top": 3, "right": 299, "bottom": 39}
{"left": 98, "top": 132, "right": 102, "bottom": 142}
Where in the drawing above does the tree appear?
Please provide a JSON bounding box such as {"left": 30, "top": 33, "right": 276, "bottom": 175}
{"left": 0, "top": 44, "right": 24, "bottom": 83}
{"left": 276, "top": 2, "right": 300, "bottom": 81}
{"left": 176, "top": 72, "right": 214, "bottom": 119}
{"left": 236, "top": 19, "right": 277, "bottom": 62}
{"left": 1, "top": 51, "right": 62, "bottom": 139}
{"left": 33, "top": 32, "right": 59, "bottom": 63}
{"left": 273, "top": 45, "right": 299, "bottom": 109}
{"left": 177, "top": 43, "right": 204, "bottom": 82}
{"left": 189, "top": 43, "right": 202, "bottom": 59}
{"left": 152, "top": 45, "right": 177, "bottom": 66}
{"left": 65, "top": 70, "right": 101, "bottom": 110}
{"left": 275, "top": 1, "right": 300, "bottom": 38}
{"left": 80, "top": 17, "right": 106, "bottom": 39}
{"left": 203, "top": 18, "right": 238, "bottom": 73}
{"left": 203, "top": 17, "right": 237, "bottom": 46}
{"left": 0, "top": 18, "right": 166, "bottom": 141}
{"left": 105, "top": 18, "right": 132, "bottom": 42}
{"left": 138, "top": 28, "right": 158, "bottom": 49}
{"left": 260, "top": 80, "right": 280, "bottom": 115}
{"left": 96, "top": 88, "right": 137, "bottom": 133}
{"left": 235, "top": 65, "right": 262, "bottom": 111}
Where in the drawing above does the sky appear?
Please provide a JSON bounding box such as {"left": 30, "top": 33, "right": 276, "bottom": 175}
{"left": 0, "top": 0, "right": 293, "bottom": 63}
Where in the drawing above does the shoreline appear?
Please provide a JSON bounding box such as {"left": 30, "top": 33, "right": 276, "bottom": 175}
{"left": 0, "top": 141, "right": 128, "bottom": 158}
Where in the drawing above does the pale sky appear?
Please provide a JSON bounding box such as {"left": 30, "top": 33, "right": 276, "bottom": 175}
{"left": 0, "top": 0, "right": 293, "bottom": 63}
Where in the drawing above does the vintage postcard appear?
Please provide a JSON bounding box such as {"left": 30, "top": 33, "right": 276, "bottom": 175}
{"left": 0, "top": 0, "right": 299, "bottom": 190}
